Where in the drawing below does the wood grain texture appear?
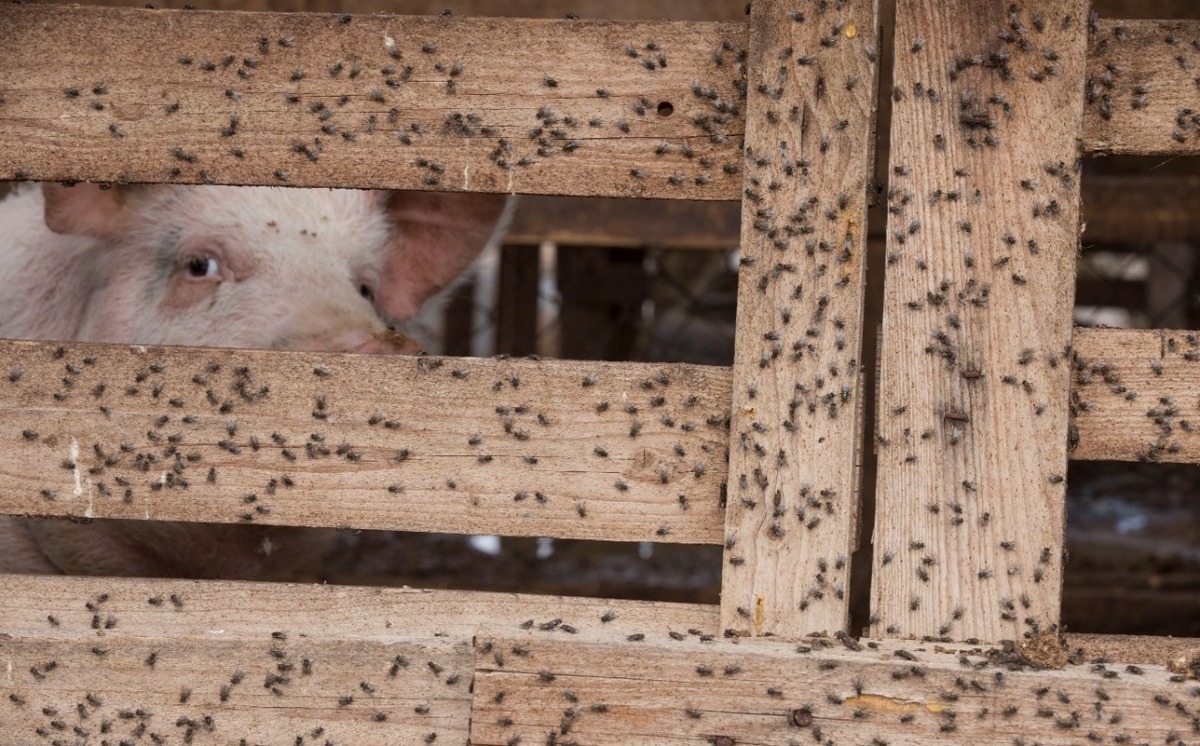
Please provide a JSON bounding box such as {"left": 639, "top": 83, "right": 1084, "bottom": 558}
{"left": 1082, "top": 175, "right": 1200, "bottom": 243}
{"left": 0, "top": 7, "right": 1192, "bottom": 197}
{"left": 506, "top": 196, "right": 743, "bottom": 249}
{"left": 0, "top": 6, "right": 747, "bottom": 198}
{"left": 872, "top": 0, "right": 1087, "bottom": 643}
{"left": 1084, "top": 20, "right": 1200, "bottom": 156}
{"left": 0, "top": 340, "right": 731, "bottom": 543}
{"left": 19, "top": 0, "right": 750, "bottom": 20}
{"left": 0, "top": 574, "right": 718, "bottom": 639}
{"left": 0, "top": 575, "right": 716, "bottom": 746}
{"left": 718, "top": 0, "right": 879, "bottom": 639}
{"left": 1070, "top": 327, "right": 1200, "bottom": 462}
{"left": 470, "top": 625, "right": 1200, "bottom": 746}
{"left": 1, "top": 635, "right": 474, "bottom": 745}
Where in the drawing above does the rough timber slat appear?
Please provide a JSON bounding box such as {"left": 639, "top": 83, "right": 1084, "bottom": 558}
{"left": 872, "top": 0, "right": 1086, "bottom": 643}
{"left": 0, "top": 575, "right": 714, "bottom": 744}
{"left": 0, "top": 340, "right": 730, "bottom": 544}
{"left": 718, "top": 0, "right": 878, "bottom": 639}
{"left": 1, "top": 635, "right": 473, "bottom": 745}
{"left": 0, "top": 574, "right": 718, "bottom": 640}
{"left": 1084, "top": 20, "right": 1200, "bottom": 156}
{"left": 470, "top": 626, "right": 1200, "bottom": 746}
{"left": 1070, "top": 327, "right": 1200, "bottom": 463}
{"left": 0, "top": 6, "right": 748, "bottom": 198}
{"left": 0, "top": 7, "right": 1193, "bottom": 196}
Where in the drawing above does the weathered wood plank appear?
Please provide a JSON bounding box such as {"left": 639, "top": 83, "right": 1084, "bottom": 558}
{"left": 0, "top": 339, "right": 730, "bottom": 543}
{"left": 1071, "top": 327, "right": 1200, "bottom": 462}
{"left": 0, "top": 6, "right": 747, "bottom": 199}
{"left": 1, "top": 7, "right": 1193, "bottom": 196}
{"left": 1082, "top": 175, "right": 1200, "bottom": 244}
{"left": 510, "top": 171, "right": 1200, "bottom": 249}
{"left": 470, "top": 625, "right": 1200, "bottom": 746}
{"left": 1084, "top": 20, "right": 1200, "bottom": 156}
{"left": 506, "top": 196, "right": 744, "bottom": 249}
{"left": 0, "top": 634, "right": 472, "bottom": 745}
{"left": 873, "top": 0, "right": 1087, "bottom": 642}
{"left": 1, "top": 573, "right": 1192, "bottom": 666}
{"left": 20, "top": 0, "right": 750, "bottom": 20}
{"left": 718, "top": 0, "right": 879, "bottom": 639}
{"left": 0, "top": 574, "right": 718, "bottom": 639}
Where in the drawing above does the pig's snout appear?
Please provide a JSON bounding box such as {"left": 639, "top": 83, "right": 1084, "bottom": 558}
{"left": 350, "top": 329, "right": 423, "bottom": 355}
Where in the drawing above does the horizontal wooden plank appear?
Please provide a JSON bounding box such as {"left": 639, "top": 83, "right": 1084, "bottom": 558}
{"left": 1, "top": 634, "right": 473, "bottom": 745}
{"left": 0, "top": 573, "right": 714, "bottom": 742}
{"left": 0, "top": 6, "right": 747, "bottom": 198}
{"left": 20, "top": 0, "right": 750, "bottom": 20}
{"left": 471, "top": 625, "right": 1200, "bottom": 746}
{"left": 2, "top": 573, "right": 1192, "bottom": 663}
{"left": 1082, "top": 175, "right": 1200, "bottom": 243}
{"left": 0, "top": 574, "right": 718, "bottom": 639}
{"left": 2, "top": 8, "right": 1193, "bottom": 194}
{"left": 0, "top": 339, "right": 731, "bottom": 543}
{"left": 1070, "top": 327, "right": 1200, "bottom": 462}
{"left": 1084, "top": 20, "right": 1200, "bottom": 156}
{"left": 513, "top": 169, "right": 1200, "bottom": 249}
{"left": 505, "top": 195, "right": 742, "bottom": 249}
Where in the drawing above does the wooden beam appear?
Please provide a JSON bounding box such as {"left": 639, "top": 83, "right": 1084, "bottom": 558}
{"left": 0, "top": 575, "right": 717, "bottom": 746}
{"left": 1, "top": 634, "right": 474, "bottom": 745}
{"left": 0, "top": 339, "right": 730, "bottom": 544}
{"left": 505, "top": 196, "right": 743, "bottom": 249}
{"left": 1070, "top": 327, "right": 1200, "bottom": 463}
{"left": 470, "top": 625, "right": 1200, "bottom": 746}
{"left": 1084, "top": 20, "right": 1200, "bottom": 156}
{"left": 494, "top": 244, "right": 540, "bottom": 356}
{"left": 719, "top": 0, "right": 879, "bottom": 638}
{"left": 0, "top": 574, "right": 718, "bottom": 639}
{"left": 1082, "top": 175, "right": 1200, "bottom": 244}
{"left": 19, "top": 0, "right": 751, "bottom": 21}
{"left": 0, "top": 7, "right": 1194, "bottom": 197}
{"left": 873, "top": 0, "right": 1087, "bottom": 642}
{"left": 0, "top": 6, "right": 747, "bottom": 199}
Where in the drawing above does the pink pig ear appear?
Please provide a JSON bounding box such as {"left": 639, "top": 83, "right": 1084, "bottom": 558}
{"left": 41, "top": 183, "right": 133, "bottom": 238}
{"left": 375, "top": 190, "right": 513, "bottom": 321}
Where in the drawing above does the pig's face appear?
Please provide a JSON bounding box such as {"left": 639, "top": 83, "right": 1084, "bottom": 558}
{"left": 42, "top": 183, "right": 510, "bottom": 353}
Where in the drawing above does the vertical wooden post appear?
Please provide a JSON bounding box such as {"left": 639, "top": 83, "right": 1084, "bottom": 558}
{"left": 872, "top": 0, "right": 1088, "bottom": 642}
{"left": 720, "top": 0, "right": 880, "bottom": 637}
{"left": 495, "top": 244, "right": 540, "bottom": 357}
{"left": 557, "top": 248, "right": 647, "bottom": 361}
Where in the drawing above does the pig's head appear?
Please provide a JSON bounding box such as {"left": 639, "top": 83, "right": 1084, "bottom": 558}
{"left": 42, "top": 183, "right": 511, "bottom": 353}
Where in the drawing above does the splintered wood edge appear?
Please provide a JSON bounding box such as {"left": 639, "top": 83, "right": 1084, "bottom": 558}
{"left": 0, "top": 8, "right": 1191, "bottom": 200}
{"left": 0, "top": 339, "right": 731, "bottom": 544}
{"left": 469, "top": 626, "right": 1200, "bottom": 745}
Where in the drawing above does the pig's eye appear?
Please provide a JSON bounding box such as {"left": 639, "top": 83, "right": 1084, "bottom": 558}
{"left": 185, "top": 256, "right": 220, "bottom": 280}
{"left": 359, "top": 283, "right": 375, "bottom": 302}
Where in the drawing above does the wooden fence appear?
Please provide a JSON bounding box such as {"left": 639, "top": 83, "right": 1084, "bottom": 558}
{"left": 2, "top": 0, "right": 1199, "bottom": 743}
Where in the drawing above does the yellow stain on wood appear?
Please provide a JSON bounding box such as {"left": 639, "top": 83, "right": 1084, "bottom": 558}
{"left": 844, "top": 694, "right": 947, "bottom": 714}
{"left": 754, "top": 595, "right": 764, "bottom": 636}
{"left": 845, "top": 22, "right": 857, "bottom": 38}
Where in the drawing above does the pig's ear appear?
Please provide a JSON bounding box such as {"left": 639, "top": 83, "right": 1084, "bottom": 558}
{"left": 376, "top": 190, "right": 514, "bottom": 321}
{"left": 42, "top": 183, "right": 133, "bottom": 238}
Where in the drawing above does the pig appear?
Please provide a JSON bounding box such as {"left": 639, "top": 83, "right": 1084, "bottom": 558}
{"left": 0, "top": 182, "right": 512, "bottom": 581}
